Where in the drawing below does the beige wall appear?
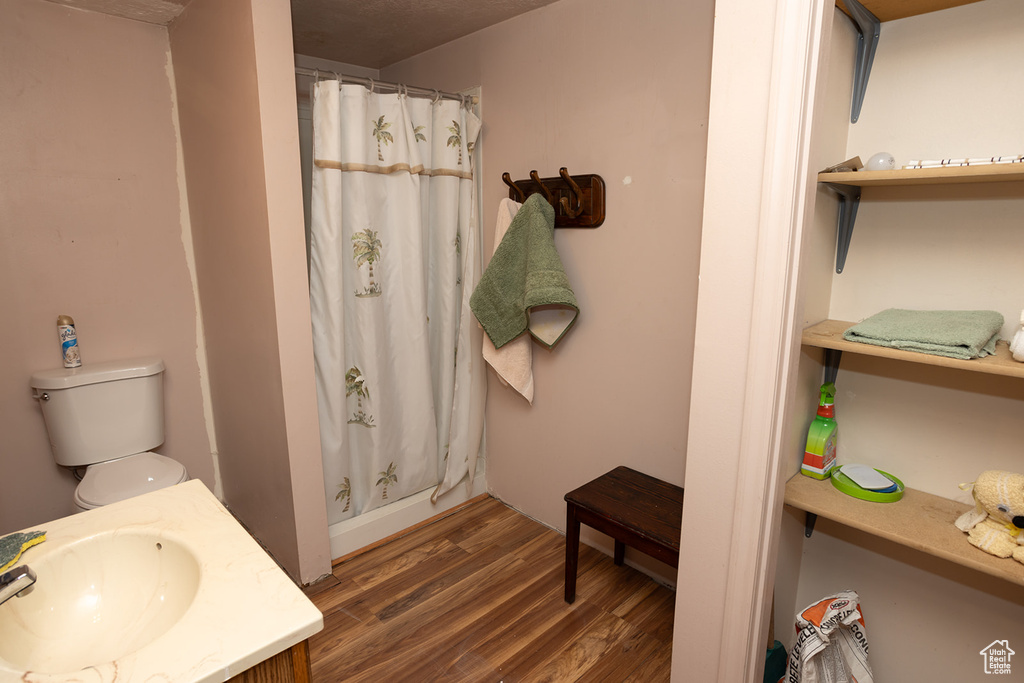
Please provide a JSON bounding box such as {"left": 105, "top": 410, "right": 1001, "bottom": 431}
{"left": 249, "top": 0, "right": 332, "bottom": 584}
{"left": 0, "top": 0, "right": 215, "bottom": 532}
{"left": 169, "top": 0, "right": 330, "bottom": 583}
{"left": 383, "top": 0, "right": 715, "bottom": 580}
{"left": 779, "top": 1, "right": 1024, "bottom": 679}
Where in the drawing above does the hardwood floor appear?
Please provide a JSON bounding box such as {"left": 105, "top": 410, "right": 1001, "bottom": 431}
{"left": 303, "top": 495, "right": 675, "bottom": 682}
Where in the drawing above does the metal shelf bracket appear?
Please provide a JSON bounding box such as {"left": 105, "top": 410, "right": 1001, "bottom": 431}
{"left": 805, "top": 512, "right": 818, "bottom": 538}
{"left": 824, "top": 348, "right": 843, "bottom": 385}
{"left": 824, "top": 183, "right": 861, "bottom": 273}
{"left": 846, "top": 0, "right": 881, "bottom": 123}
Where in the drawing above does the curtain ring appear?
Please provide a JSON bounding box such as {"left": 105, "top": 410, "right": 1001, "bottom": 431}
{"left": 368, "top": 77, "right": 375, "bottom": 93}
{"left": 432, "top": 89, "right": 441, "bottom": 104}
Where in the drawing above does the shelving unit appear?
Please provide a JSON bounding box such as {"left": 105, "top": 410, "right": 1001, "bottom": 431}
{"left": 820, "top": 164, "right": 1024, "bottom": 272}
{"left": 835, "top": 0, "right": 986, "bottom": 124}
{"left": 803, "top": 319, "right": 1024, "bottom": 380}
{"left": 776, "top": 2, "right": 1024, "bottom": 675}
{"left": 819, "top": 163, "right": 1024, "bottom": 187}
{"left": 836, "top": 0, "right": 983, "bottom": 23}
{"left": 784, "top": 475, "right": 1024, "bottom": 587}
{"left": 787, "top": 318, "right": 1024, "bottom": 587}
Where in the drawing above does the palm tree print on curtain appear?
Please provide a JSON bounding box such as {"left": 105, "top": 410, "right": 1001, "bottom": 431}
{"left": 335, "top": 477, "right": 352, "bottom": 512}
{"left": 377, "top": 462, "right": 398, "bottom": 500}
{"left": 345, "top": 366, "right": 374, "bottom": 427}
{"left": 352, "top": 229, "right": 382, "bottom": 297}
{"left": 446, "top": 121, "right": 462, "bottom": 165}
{"left": 454, "top": 231, "right": 462, "bottom": 285}
{"left": 372, "top": 115, "right": 393, "bottom": 161}
{"left": 310, "top": 80, "right": 484, "bottom": 523}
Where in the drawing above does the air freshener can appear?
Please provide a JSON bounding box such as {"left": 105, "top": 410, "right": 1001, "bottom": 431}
{"left": 57, "top": 314, "right": 82, "bottom": 368}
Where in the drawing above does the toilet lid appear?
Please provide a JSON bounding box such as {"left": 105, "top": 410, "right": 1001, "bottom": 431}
{"left": 75, "top": 452, "right": 188, "bottom": 508}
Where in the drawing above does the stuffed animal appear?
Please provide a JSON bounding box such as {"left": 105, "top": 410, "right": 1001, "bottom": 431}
{"left": 1011, "top": 309, "right": 1024, "bottom": 362}
{"left": 955, "top": 470, "right": 1024, "bottom": 563}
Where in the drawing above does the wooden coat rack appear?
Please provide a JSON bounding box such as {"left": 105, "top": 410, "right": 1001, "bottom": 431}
{"left": 502, "top": 168, "right": 606, "bottom": 228}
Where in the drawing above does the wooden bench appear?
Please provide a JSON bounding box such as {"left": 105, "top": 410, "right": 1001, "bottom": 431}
{"left": 563, "top": 466, "right": 684, "bottom": 603}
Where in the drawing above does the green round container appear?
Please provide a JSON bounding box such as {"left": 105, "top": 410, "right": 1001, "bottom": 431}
{"left": 830, "top": 468, "right": 904, "bottom": 502}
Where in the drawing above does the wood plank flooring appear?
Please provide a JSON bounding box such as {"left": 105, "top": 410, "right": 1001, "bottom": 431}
{"left": 302, "top": 495, "right": 675, "bottom": 682}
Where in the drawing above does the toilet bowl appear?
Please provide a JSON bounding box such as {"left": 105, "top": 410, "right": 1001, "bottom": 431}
{"left": 31, "top": 357, "right": 189, "bottom": 511}
{"left": 73, "top": 452, "right": 189, "bottom": 511}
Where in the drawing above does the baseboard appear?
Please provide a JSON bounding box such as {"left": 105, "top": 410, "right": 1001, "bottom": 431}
{"left": 327, "top": 472, "right": 488, "bottom": 561}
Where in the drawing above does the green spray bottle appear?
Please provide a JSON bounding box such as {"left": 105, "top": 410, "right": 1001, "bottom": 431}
{"left": 801, "top": 382, "right": 837, "bottom": 479}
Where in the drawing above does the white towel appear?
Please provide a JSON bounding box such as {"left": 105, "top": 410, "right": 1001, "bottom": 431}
{"left": 482, "top": 198, "right": 535, "bottom": 403}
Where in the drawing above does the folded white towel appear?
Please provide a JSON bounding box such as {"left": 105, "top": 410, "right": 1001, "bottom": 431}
{"left": 481, "top": 198, "right": 535, "bottom": 403}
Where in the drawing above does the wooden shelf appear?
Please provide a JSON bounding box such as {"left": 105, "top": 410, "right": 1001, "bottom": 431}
{"left": 785, "top": 474, "right": 1024, "bottom": 587}
{"left": 803, "top": 319, "right": 1024, "bottom": 379}
{"left": 818, "top": 163, "right": 1024, "bottom": 187}
{"left": 836, "top": 0, "right": 983, "bottom": 23}
{"left": 818, "top": 164, "right": 1024, "bottom": 273}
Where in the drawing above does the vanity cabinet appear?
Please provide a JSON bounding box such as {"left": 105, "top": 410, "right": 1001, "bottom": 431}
{"left": 228, "top": 640, "right": 313, "bottom": 683}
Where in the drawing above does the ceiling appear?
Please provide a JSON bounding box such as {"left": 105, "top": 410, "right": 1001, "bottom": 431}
{"left": 45, "top": 0, "right": 560, "bottom": 69}
{"left": 290, "top": 0, "right": 560, "bottom": 68}
{"left": 44, "top": 0, "right": 192, "bottom": 24}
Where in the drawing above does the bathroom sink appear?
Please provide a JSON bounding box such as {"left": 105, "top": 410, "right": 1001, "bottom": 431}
{"left": 0, "top": 531, "right": 200, "bottom": 674}
{"left": 0, "top": 481, "right": 321, "bottom": 683}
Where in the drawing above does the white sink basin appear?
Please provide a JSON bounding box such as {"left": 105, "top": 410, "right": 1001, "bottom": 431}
{"left": 0, "top": 480, "right": 322, "bottom": 682}
{"left": 0, "top": 531, "right": 200, "bottom": 674}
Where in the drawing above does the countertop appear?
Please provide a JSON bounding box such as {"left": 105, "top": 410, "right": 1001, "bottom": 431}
{"left": 0, "top": 480, "right": 323, "bottom": 682}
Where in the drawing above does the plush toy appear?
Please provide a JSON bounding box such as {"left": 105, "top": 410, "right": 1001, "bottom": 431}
{"left": 1011, "top": 309, "right": 1024, "bottom": 362}
{"left": 955, "top": 470, "right": 1024, "bottom": 563}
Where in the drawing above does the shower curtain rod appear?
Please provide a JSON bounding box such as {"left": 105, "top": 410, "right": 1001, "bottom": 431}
{"left": 294, "top": 67, "right": 477, "bottom": 104}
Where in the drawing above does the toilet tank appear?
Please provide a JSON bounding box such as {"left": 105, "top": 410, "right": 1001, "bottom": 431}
{"left": 30, "top": 358, "right": 165, "bottom": 468}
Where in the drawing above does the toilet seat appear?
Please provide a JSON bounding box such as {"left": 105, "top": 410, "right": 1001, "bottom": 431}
{"left": 74, "top": 452, "right": 188, "bottom": 510}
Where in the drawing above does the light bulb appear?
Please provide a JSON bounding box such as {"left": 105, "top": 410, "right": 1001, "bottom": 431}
{"left": 865, "top": 152, "right": 895, "bottom": 171}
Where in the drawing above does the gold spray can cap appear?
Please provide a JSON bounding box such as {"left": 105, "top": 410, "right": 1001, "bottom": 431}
{"left": 57, "top": 314, "right": 75, "bottom": 326}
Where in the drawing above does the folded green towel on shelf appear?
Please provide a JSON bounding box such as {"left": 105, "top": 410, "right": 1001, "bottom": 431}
{"left": 843, "top": 309, "right": 1003, "bottom": 360}
{"left": 470, "top": 193, "right": 578, "bottom": 349}
{"left": 0, "top": 530, "right": 46, "bottom": 573}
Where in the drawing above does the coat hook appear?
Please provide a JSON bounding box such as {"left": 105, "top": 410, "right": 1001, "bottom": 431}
{"left": 502, "top": 172, "right": 526, "bottom": 202}
{"left": 530, "top": 170, "right": 555, "bottom": 204}
{"left": 558, "top": 167, "right": 584, "bottom": 218}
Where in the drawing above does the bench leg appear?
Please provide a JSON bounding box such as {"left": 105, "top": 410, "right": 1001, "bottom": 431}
{"left": 564, "top": 504, "right": 581, "bottom": 603}
{"left": 614, "top": 540, "right": 625, "bottom": 566}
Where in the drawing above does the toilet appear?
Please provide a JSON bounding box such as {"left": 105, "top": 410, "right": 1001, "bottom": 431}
{"left": 30, "top": 357, "right": 188, "bottom": 511}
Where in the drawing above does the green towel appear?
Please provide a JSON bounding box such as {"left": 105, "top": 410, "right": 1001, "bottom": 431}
{"left": 471, "top": 194, "right": 578, "bottom": 349}
{"left": 0, "top": 530, "right": 46, "bottom": 573}
{"left": 843, "top": 309, "right": 1003, "bottom": 360}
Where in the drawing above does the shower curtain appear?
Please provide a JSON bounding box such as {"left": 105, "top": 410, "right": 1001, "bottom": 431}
{"left": 309, "top": 81, "right": 485, "bottom": 524}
